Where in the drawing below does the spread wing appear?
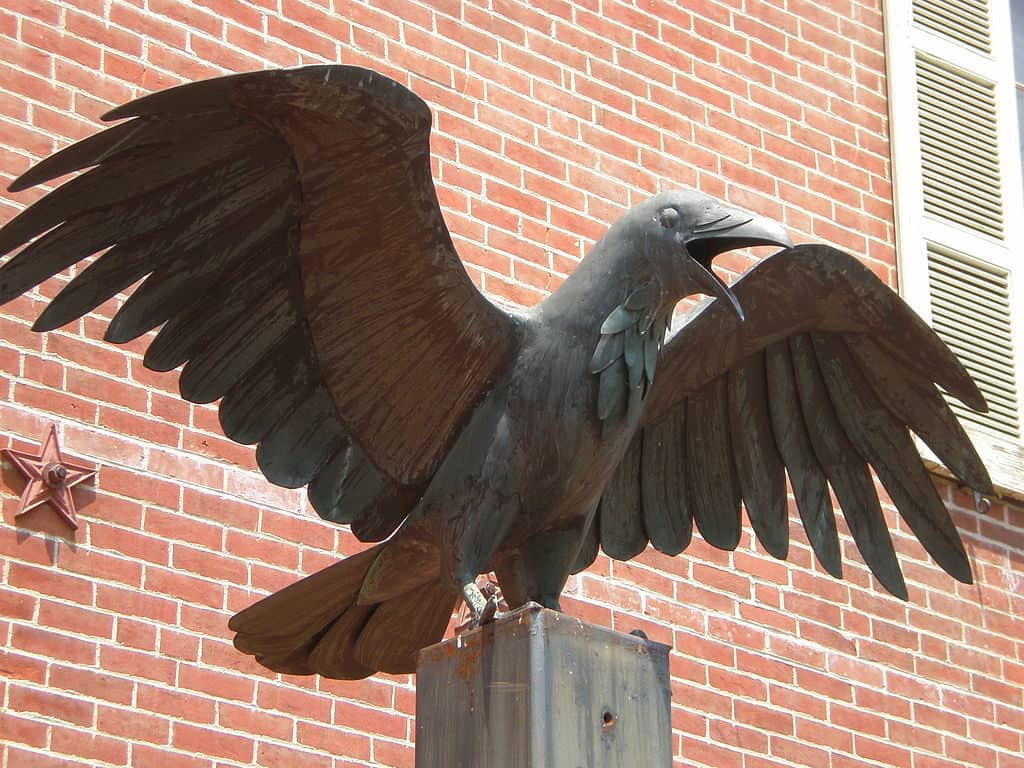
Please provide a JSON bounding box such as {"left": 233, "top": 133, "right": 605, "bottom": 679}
{"left": 578, "top": 244, "right": 991, "bottom": 599}
{"left": 0, "top": 66, "right": 519, "bottom": 538}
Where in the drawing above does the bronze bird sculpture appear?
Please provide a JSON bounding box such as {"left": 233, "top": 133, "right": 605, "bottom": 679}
{"left": 0, "top": 66, "right": 992, "bottom": 678}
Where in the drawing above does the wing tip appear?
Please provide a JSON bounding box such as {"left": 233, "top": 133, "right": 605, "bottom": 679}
{"left": 822, "top": 558, "right": 843, "bottom": 581}
{"left": 31, "top": 296, "right": 85, "bottom": 332}
{"left": 947, "top": 381, "right": 989, "bottom": 416}
{"left": 101, "top": 103, "right": 141, "bottom": 122}
{"left": 102, "top": 321, "right": 139, "bottom": 346}
{"left": 878, "top": 568, "right": 909, "bottom": 601}
{"left": 30, "top": 314, "right": 60, "bottom": 334}
{"left": 938, "top": 539, "right": 975, "bottom": 586}
{"left": 7, "top": 161, "right": 59, "bottom": 192}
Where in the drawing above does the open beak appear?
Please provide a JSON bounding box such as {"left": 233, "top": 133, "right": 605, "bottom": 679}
{"left": 684, "top": 207, "right": 792, "bottom": 323}
{"left": 688, "top": 261, "right": 747, "bottom": 322}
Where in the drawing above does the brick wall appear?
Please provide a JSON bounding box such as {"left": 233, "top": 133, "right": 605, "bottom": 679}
{"left": 0, "top": 1, "right": 1021, "bottom": 766}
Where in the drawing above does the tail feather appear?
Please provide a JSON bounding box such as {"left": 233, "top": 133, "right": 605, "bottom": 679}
{"left": 353, "top": 579, "right": 458, "bottom": 674}
{"left": 229, "top": 540, "right": 457, "bottom": 679}
{"left": 358, "top": 519, "right": 440, "bottom": 603}
{"left": 307, "top": 603, "right": 377, "bottom": 680}
{"left": 253, "top": 640, "right": 319, "bottom": 676}
{"left": 229, "top": 545, "right": 380, "bottom": 641}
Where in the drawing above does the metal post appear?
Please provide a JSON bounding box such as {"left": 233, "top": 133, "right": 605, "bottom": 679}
{"left": 415, "top": 604, "right": 672, "bottom": 767}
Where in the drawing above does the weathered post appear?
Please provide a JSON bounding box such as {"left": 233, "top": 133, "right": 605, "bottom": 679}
{"left": 415, "top": 604, "right": 672, "bottom": 767}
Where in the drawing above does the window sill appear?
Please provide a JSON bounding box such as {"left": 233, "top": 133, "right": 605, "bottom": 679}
{"left": 921, "top": 427, "right": 1024, "bottom": 505}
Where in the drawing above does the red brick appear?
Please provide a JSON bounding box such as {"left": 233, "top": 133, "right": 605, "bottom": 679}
{"left": 9, "top": 684, "right": 95, "bottom": 726}
{"left": 127, "top": 745, "right": 210, "bottom": 768}
{"left": 100, "top": 646, "right": 176, "bottom": 684}
{"left": 11, "top": 623, "right": 96, "bottom": 666}
{"left": 144, "top": 566, "right": 224, "bottom": 610}
{"left": 177, "top": 603, "right": 231, "bottom": 639}
{"left": 224, "top": 528, "right": 299, "bottom": 570}
{"left": 144, "top": 507, "right": 221, "bottom": 550}
{"left": 0, "top": 649, "right": 48, "bottom": 684}
{"left": 50, "top": 664, "right": 134, "bottom": 706}
{"left": 115, "top": 615, "right": 157, "bottom": 651}
{"left": 0, "top": 585, "right": 38, "bottom": 621}
{"left": 178, "top": 662, "right": 254, "bottom": 703}
{"left": 137, "top": 682, "right": 215, "bottom": 723}
{"left": 57, "top": 544, "right": 143, "bottom": 588}
{"left": 98, "top": 703, "right": 172, "bottom": 744}
{"left": 157, "top": 627, "right": 199, "bottom": 662}
{"left": 256, "top": 741, "right": 332, "bottom": 768}
{"left": 171, "top": 542, "right": 246, "bottom": 583}
{"left": 2, "top": 713, "right": 49, "bottom": 749}
{"left": 37, "top": 599, "right": 113, "bottom": 639}
{"left": 373, "top": 738, "right": 414, "bottom": 768}
{"left": 13, "top": 380, "right": 99, "bottom": 422}
{"left": 173, "top": 723, "right": 254, "bottom": 763}
{"left": 5, "top": 745, "right": 95, "bottom": 767}
{"left": 219, "top": 700, "right": 294, "bottom": 741}
{"left": 297, "top": 721, "right": 373, "bottom": 760}
{"left": 257, "top": 681, "right": 332, "bottom": 721}
{"left": 50, "top": 727, "right": 129, "bottom": 765}
{"left": 95, "top": 583, "right": 177, "bottom": 624}
{"left": 101, "top": 466, "right": 181, "bottom": 511}
{"left": 98, "top": 406, "right": 180, "bottom": 448}
{"left": 90, "top": 523, "right": 169, "bottom": 565}
{"left": 770, "top": 734, "right": 833, "bottom": 766}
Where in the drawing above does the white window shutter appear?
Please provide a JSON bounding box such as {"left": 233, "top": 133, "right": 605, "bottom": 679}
{"left": 912, "top": 0, "right": 992, "bottom": 54}
{"left": 887, "top": 0, "right": 1024, "bottom": 493}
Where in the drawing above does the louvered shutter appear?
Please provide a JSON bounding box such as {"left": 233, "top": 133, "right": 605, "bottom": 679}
{"left": 886, "top": 0, "right": 1024, "bottom": 492}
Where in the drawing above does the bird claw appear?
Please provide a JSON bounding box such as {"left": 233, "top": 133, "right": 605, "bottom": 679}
{"left": 478, "top": 593, "right": 499, "bottom": 625}
{"left": 455, "top": 595, "right": 501, "bottom": 634}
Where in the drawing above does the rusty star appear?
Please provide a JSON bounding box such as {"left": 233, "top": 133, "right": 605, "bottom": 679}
{"left": 2, "top": 424, "right": 96, "bottom": 530}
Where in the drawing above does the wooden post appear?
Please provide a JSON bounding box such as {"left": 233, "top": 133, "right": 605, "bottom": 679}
{"left": 415, "top": 604, "right": 672, "bottom": 767}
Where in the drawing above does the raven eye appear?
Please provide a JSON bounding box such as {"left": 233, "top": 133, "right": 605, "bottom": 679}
{"left": 658, "top": 208, "right": 680, "bottom": 229}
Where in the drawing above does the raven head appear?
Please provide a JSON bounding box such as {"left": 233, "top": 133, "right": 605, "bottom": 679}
{"left": 641, "top": 190, "right": 792, "bottom": 320}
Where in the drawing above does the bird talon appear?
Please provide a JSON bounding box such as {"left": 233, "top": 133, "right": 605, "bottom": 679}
{"left": 456, "top": 593, "right": 503, "bottom": 634}
{"left": 479, "top": 594, "right": 499, "bottom": 625}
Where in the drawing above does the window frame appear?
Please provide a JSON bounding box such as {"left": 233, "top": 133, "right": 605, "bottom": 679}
{"left": 884, "top": 0, "right": 1024, "bottom": 499}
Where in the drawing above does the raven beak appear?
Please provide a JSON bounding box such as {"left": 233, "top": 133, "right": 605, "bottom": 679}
{"left": 689, "top": 261, "right": 746, "bottom": 322}
{"left": 684, "top": 207, "right": 792, "bottom": 323}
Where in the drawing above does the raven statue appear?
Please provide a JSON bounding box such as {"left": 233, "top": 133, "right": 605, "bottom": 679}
{"left": 0, "top": 66, "right": 992, "bottom": 678}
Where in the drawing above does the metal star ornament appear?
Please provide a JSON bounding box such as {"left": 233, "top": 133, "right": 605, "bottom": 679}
{"left": 2, "top": 424, "right": 96, "bottom": 530}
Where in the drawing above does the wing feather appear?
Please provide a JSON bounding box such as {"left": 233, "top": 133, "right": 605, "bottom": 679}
{"left": 143, "top": 233, "right": 294, "bottom": 372}
{"left": 570, "top": 511, "right": 601, "bottom": 575}
{"left": 0, "top": 120, "right": 263, "bottom": 254}
{"left": 598, "top": 436, "right": 647, "bottom": 560}
{"left": 790, "top": 334, "right": 908, "bottom": 598}
{"left": 178, "top": 285, "right": 297, "bottom": 404}
{"left": 255, "top": 387, "right": 347, "bottom": 489}
{"left": 8, "top": 118, "right": 149, "bottom": 193}
{"left": 218, "top": 340, "right": 316, "bottom": 445}
{"left": 33, "top": 239, "right": 159, "bottom": 333}
{"left": 640, "top": 406, "right": 692, "bottom": 556}
{"left": 1, "top": 66, "right": 518, "bottom": 547}
{"left": 728, "top": 350, "right": 788, "bottom": 559}
{"left": 306, "top": 444, "right": 420, "bottom": 543}
{"left": 846, "top": 335, "right": 992, "bottom": 493}
{"left": 765, "top": 340, "right": 842, "bottom": 578}
{"left": 812, "top": 334, "right": 971, "bottom": 584}
{"left": 620, "top": 244, "right": 988, "bottom": 596}
{"left": 686, "top": 376, "right": 742, "bottom": 551}
{"left": 104, "top": 180, "right": 293, "bottom": 344}
{"left": 306, "top": 604, "right": 377, "bottom": 680}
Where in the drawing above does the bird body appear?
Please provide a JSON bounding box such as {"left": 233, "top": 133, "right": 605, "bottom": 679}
{"left": 0, "top": 65, "right": 993, "bottom": 679}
